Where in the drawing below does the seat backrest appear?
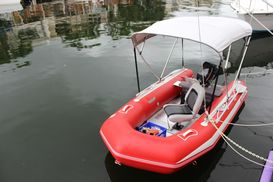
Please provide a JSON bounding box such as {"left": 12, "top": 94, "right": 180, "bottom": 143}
{"left": 196, "top": 62, "right": 218, "bottom": 87}
{"left": 184, "top": 82, "right": 205, "bottom": 115}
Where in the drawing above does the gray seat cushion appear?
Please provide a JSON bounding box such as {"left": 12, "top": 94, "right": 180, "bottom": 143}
{"left": 164, "top": 104, "right": 192, "bottom": 117}
{"left": 164, "top": 81, "right": 205, "bottom": 123}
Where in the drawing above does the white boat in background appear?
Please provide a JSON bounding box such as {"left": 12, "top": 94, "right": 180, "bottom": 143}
{"left": 0, "top": 0, "right": 21, "bottom": 5}
{"left": 231, "top": 0, "right": 273, "bottom": 33}
{"left": 0, "top": 0, "right": 22, "bottom": 14}
{"left": 263, "top": 0, "right": 273, "bottom": 7}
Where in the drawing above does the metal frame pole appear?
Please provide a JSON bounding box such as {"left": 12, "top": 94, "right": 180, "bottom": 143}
{"left": 234, "top": 36, "right": 251, "bottom": 80}
{"left": 224, "top": 45, "right": 232, "bottom": 101}
{"left": 208, "top": 60, "right": 223, "bottom": 114}
{"left": 134, "top": 48, "right": 141, "bottom": 92}
{"left": 135, "top": 46, "right": 160, "bottom": 80}
{"left": 160, "top": 38, "right": 178, "bottom": 79}
{"left": 182, "top": 39, "right": 184, "bottom": 67}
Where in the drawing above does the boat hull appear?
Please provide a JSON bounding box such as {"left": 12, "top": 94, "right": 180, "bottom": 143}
{"left": 100, "top": 69, "right": 247, "bottom": 174}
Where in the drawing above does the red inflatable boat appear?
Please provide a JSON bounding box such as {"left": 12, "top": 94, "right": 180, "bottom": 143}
{"left": 100, "top": 16, "right": 252, "bottom": 174}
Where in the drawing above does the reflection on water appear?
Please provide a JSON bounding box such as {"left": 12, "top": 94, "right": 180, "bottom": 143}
{"left": 0, "top": 27, "right": 36, "bottom": 65}
{"left": 0, "top": 0, "right": 272, "bottom": 71}
{"left": 0, "top": 0, "right": 166, "bottom": 64}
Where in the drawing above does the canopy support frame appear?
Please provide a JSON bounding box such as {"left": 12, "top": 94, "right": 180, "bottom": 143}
{"left": 160, "top": 38, "right": 178, "bottom": 79}
{"left": 224, "top": 45, "right": 232, "bottom": 102}
{"left": 134, "top": 45, "right": 160, "bottom": 81}
{"left": 208, "top": 59, "right": 223, "bottom": 114}
{"left": 234, "top": 36, "right": 251, "bottom": 81}
{"left": 134, "top": 47, "right": 141, "bottom": 92}
{"left": 182, "top": 39, "right": 184, "bottom": 67}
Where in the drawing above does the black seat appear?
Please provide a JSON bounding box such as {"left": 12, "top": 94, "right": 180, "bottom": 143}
{"left": 197, "top": 62, "right": 219, "bottom": 87}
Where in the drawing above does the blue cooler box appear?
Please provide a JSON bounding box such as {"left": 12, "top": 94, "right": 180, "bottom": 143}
{"left": 138, "top": 121, "right": 166, "bottom": 137}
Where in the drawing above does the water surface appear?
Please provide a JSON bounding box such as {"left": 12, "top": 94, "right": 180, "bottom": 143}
{"left": 0, "top": 0, "right": 272, "bottom": 182}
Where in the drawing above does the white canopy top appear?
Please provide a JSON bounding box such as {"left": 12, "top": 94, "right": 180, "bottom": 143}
{"left": 131, "top": 16, "right": 252, "bottom": 53}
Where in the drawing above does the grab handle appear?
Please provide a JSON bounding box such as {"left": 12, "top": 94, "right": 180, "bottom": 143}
{"left": 177, "top": 129, "right": 198, "bottom": 141}
{"left": 119, "top": 105, "right": 133, "bottom": 114}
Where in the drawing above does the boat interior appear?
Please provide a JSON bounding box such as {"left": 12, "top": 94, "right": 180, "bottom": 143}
{"left": 137, "top": 63, "right": 225, "bottom": 137}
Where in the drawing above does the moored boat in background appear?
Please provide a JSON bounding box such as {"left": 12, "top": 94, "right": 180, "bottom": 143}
{"left": 231, "top": 0, "right": 273, "bottom": 33}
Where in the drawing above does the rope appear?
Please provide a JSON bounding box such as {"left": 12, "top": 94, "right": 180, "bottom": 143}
{"left": 210, "top": 119, "right": 273, "bottom": 168}
{"left": 219, "top": 121, "right": 273, "bottom": 127}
